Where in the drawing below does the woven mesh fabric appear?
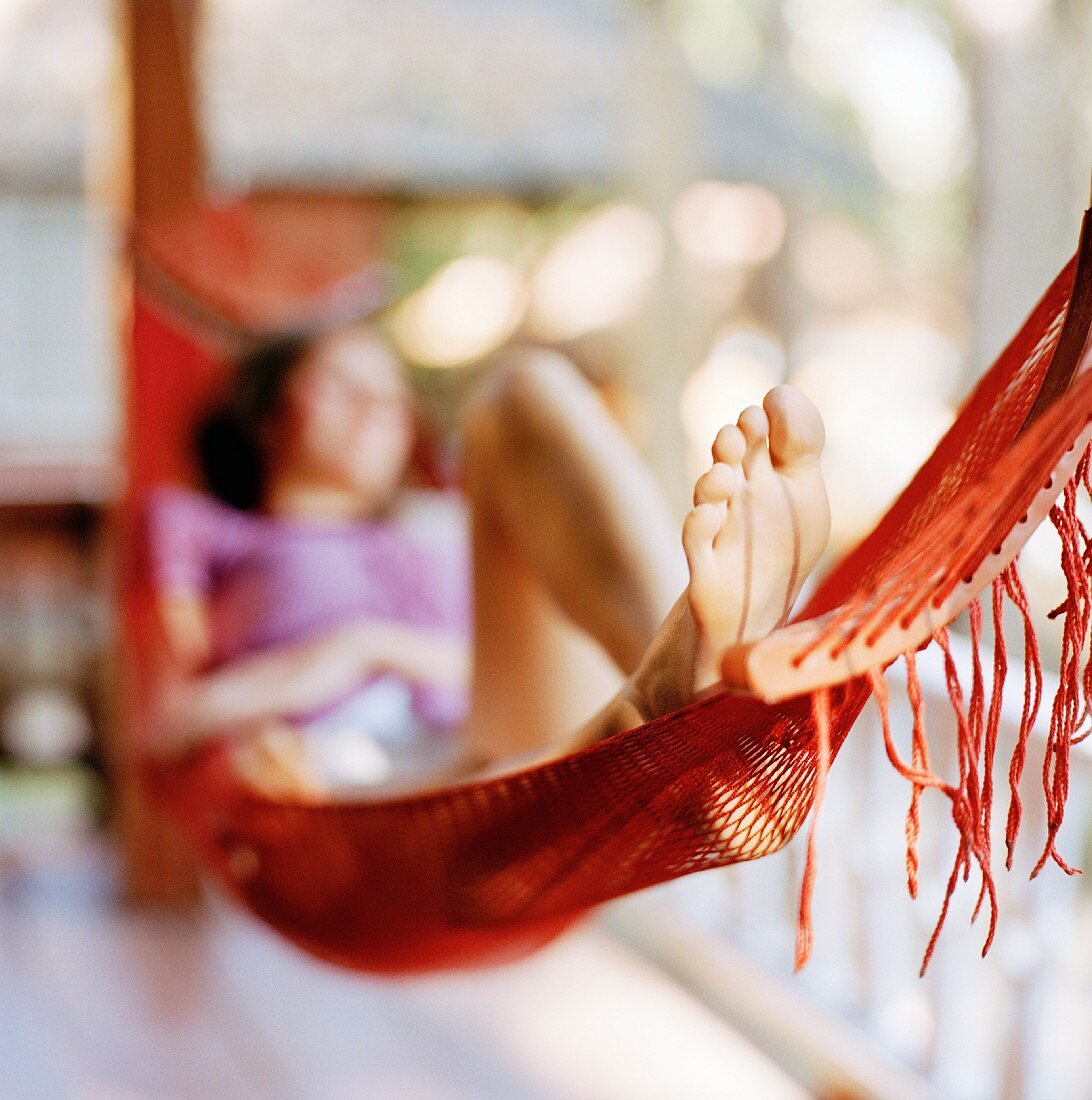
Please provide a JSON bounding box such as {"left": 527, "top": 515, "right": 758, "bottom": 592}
{"left": 143, "top": 253, "right": 1092, "bottom": 975}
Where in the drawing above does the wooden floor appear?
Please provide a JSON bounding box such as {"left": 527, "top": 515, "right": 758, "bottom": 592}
{"left": 0, "top": 835, "right": 805, "bottom": 1100}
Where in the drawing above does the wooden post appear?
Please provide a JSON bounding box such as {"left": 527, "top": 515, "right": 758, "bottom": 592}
{"left": 109, "top": 0, "right": 204, "bottom": 905}
{"left": 124, "top": 0, "right": 203, "bottom": 221}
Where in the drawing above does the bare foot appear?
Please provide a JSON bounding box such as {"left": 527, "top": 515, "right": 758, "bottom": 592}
{"left": 616, "top": 386, "right": 829, "bottom": 725}
{"left": 685, "top": 384, "right": 829, "bottom": 691}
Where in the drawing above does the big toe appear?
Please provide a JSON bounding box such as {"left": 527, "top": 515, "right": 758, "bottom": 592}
{"left": 764, "top": 385, "right": 824, "bottom": 468}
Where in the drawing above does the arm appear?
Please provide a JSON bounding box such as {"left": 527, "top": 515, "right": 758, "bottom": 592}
{"left": 143, "top": 488, "right": 399, "bottom": 752}
{"left": 367, "top": 619, "right": 469, "bottom": 690}
{"left": 152, "top": 591, "right": 468, "bottom": 753}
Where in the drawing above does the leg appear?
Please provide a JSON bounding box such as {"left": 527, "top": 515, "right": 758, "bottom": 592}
{"left": 461, "top": 349, "right": 687, "bottom": 761}
{"left": 462, "top": 354, "right": 832, "bottom": 766}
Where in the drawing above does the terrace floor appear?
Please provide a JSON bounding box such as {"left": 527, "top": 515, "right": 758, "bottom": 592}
{"left": 0, "top": 834, "right": 805, "bottom": 1100}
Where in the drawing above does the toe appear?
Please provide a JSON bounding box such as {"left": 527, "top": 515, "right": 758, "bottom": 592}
{"left": 694, "top": 461, "right": 738, "bottom": 506}
{"left": 711, "top": 424, "right": 746, "bottom": 465}
{"left": 764, "top": 385, "right": 825, "bottom": 468}
{"left": 683, "top": 502, "right": 722, "bottom": 574}
{"left": 737, "top": 405, "right": 771, "bottom": 475}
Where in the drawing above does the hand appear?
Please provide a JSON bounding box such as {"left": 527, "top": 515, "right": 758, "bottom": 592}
{"left": 356, "top": 620, "right": 470, "bottom": 688}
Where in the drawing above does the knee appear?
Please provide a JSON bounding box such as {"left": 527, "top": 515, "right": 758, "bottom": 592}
{"left": 461, "top": 347, "right": 591, "bottom": 448}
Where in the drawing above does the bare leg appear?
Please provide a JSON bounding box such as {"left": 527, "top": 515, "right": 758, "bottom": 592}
{"left": 461, "top": 349, "right": 687, "bottom": 762}
{"left": 463, "top": 359, "right": 831, "bottom": 764}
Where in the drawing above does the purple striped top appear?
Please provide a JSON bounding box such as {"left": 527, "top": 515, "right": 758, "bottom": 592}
{"left": 144, "top": 485, "right": 471, "bottom": 730}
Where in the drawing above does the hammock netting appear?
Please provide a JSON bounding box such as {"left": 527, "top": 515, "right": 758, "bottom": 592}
{"left": 135, "top": 203, "right": 1092, "bottom": 977}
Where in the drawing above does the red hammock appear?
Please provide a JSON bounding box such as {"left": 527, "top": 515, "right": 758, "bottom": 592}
{"left": 139, "top": 206, "right": 1092, "bottom": 978}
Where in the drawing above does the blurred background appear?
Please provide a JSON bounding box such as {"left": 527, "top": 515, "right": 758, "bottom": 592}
{"left": 3, "top": 1, "right": 1092, "bottom": 1097}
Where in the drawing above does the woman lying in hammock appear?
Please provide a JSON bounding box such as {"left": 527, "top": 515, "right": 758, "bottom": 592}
{"left": 147, "top": 321, "right": 831, "bottom": 795}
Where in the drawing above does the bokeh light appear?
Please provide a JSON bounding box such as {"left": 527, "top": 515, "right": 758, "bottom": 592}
{"left": 663, "top": 0, "right": 765, "bottom": 90}
{"left": 1, "top": 685, "right": 92, "bottom": 766}
{"left": 528, "top": 203, "right": 663, "bottom": 342}
{"left": 791, "top": 215, "right": 885, "bottom": 309}
{"left": 785, "top": 0, "right": 971, "bottom": 193}
{"left": 955, "top": 0, "right": 1051, "bottom": 40}
{"left": 393, "top": 254, "right": 527, "bottom": 368}
{"left": 672, "top": 181, "right": 787, "bottom": 268}
{"left": 679, "top": 327, "right": 786, "bottom": 476}
{"left": 790, "top": 311, "right": 960, "bottom": 545}
{"left": 0, "top": 0, "right": 33, "bottom": 31}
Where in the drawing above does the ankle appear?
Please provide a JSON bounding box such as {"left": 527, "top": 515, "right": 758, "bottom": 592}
{"left": 628, "top": 596, "right": 699, "bottom": 721}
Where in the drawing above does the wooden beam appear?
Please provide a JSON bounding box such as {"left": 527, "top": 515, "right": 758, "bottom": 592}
{"left": 109, "top": 0, "right": 204, "bottom": 906}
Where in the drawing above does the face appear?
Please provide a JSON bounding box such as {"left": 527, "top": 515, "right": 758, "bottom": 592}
{"left": 275, "top": 326, "right": 414, "bottom": 505}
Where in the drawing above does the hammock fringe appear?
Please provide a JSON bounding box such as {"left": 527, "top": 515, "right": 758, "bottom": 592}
{"left": 834, "top": 448, "right": 1092, "bottom": 975}
{"left": 795, "top": 686, "right": 832, "bottom": 971}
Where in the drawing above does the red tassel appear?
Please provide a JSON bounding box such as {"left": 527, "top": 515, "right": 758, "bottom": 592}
{"left": 936, "top": 627, "right": 973, "bottom": 879}
{"left": 967, "top": 600, "right": 987, "bottom": 869}
{"left": 1034, "top": 484, "right": 1089, "bottom": 877}
{"left": 967, "top": 600, "right": 997, "bottom": 926}
{"left": 869, "top": 664, "right": 951, "bottom": 906}
{"left": 973, "top": 582, "right": 1007, "bottom": 924}
{"left": 800, "top": 448, "right": 1092, "bottom": 971}
{"left": 925, "top": 626, "right": 999, "bottom": 971}
{"left": 795, "top": 687, "right": 832, "bottom": 971}
{"left": 868, "top": 665, "right": 945, "bottom": 789}
{"left": 1002, "top": 561, "right": 1043, "bottom": 869}
{"left": 905, "top": 652, "right": 932, "bottom": 900}
{"left": 1080, "top": 453, "right": 1092, "bottom": 734}
{"left": 920, "top": 859, "right": 962, "bottom": 977}
{"left": 982, "top": 578, "right": 1007, "bottom": 852}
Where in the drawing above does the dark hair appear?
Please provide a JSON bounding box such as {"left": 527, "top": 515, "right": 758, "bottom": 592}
{"left": 196, "top": 331, "right": 316, "bottom": 511}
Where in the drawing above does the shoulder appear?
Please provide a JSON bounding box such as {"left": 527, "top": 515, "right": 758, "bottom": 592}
{"left": 143, "top": 484, "right": 260, "bottom": 593}
{"left": 143, "top": 483, "right": 256, "bottom": 549}
{"left": 145, "top": 483, "right": 230, "bottom": 522}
